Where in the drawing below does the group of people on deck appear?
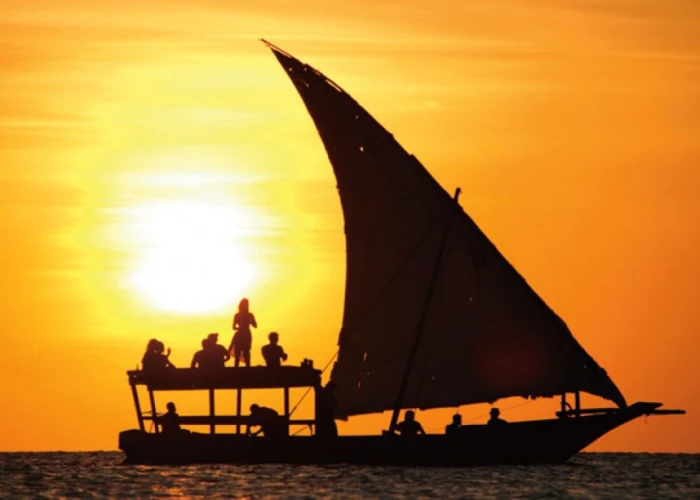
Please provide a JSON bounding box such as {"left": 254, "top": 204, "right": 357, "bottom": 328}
{"left": 144, "top": 298, "right": 510, "bottom": 438}
{"left": 160, "top": 402, "right": 508, "bottom": 438}
{"left": 163, "top": 403, "right": 297, "bottom": 439}
{"left": 393, "top": 407, "right": 508, "bottom": 437}
{"left": 141, "top": 298, "right": 288, "bottom": 373}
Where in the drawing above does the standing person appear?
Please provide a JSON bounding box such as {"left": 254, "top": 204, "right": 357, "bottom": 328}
{"left": 230, "top": 298, "right": 257, "bottom": 367}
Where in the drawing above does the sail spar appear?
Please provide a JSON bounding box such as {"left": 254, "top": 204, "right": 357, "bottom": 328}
{"left": 266, "top": 41, "right": 626, "bottom": 418}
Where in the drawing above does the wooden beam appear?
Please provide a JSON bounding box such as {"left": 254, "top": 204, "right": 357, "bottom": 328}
{"left": 209, "top": 389, "right": 215, "bottom": 434}
{"left": 236, "top": 389, "right": 242, "bottom": 435}
{"left": 130, "top": 383, "right": 145, "bottom": 432}
{"left": 556, "top": 407, "right": 619, "bottom": 417}
{"left": 560, "top": 393, "right": 567, "bottom": 416}
{"left": 148, "top": 389, "right": 159, "bottom": 434}
{"left": 284, "top": 387, "right": 290, "bottom": 417}
{"left": 127, "top": 366, "right": 321, "bottom": 390}
{"left": 140, "top": 415, "right": 315, "bottom": 426}
{"left": 575, "top": 391, "right": 581, "bottom": 418}
{"left": 649, "top": 409, "right": 686, "bottom": 415}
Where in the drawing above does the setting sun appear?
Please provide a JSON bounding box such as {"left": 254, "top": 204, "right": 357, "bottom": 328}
{"left": 127, "top": 200, "right": 256, "bottom": 314}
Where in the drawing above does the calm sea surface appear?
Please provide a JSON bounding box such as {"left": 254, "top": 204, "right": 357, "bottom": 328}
{"left": 0, "top": 452, "right": 697, "bottom": 498}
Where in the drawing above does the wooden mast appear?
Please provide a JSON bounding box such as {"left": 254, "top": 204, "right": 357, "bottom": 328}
{"left": 388, "top": 188, "right": 461, "bottom": 434}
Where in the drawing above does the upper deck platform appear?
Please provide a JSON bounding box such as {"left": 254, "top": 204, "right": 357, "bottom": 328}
{"left": 128, "top": 366, "right": 322, "bottom": 391}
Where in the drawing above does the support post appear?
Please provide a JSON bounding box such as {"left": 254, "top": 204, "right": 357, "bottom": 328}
{"left": 560, "top": 393, "right": 567, "bottom": 417}
{"left": 236, "top": 389, "right": 242, "bottom": 435}
{"left": 209, "top": 389, "right": 215, "bottom": 435}
{"left": 284, "top": 387, "right": 290, "bottom": 437}
{"left": 130, "top": 383, "right": 145, "bottom": 432}
{"left": 575, "top": 391, "right": 581, "bottom": 418}
{"left": 313, "top": 384, "right": 320, "bottom": 436}
{"left": 148, "top": 389, "right": 159, "bottom": 433}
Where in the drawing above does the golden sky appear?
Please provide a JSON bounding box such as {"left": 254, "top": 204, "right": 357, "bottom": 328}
{"left": 1, "top": 0, "right": 698, "bottom": 452}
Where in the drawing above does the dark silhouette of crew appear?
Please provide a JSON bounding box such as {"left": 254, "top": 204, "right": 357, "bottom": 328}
{"left": 488, "top": 407, "right": 508, "bottom": 425}
{"left": 395, "top": 410, "right": 425, "bottom": 436}
{"left": 445, "top": 414, "right": 462, "bottom": 435}
{"left": 261, "top": 332, "right": 288, "bottom": 368}
{"left": 142, "top": 338, "right": 176, "bottom": 374}
{"left": 191, "top": 339, "right": 208, "bottom": 368}
{"left": 247, "top": 404, "right": 285, "bottom": 438}
{"left": 230, "top": 298, "right": 257, "bottom": 367}
{"left": 160, "top": 402, "right": 181, "bottom": 435}
{"left": 191, "top": 333, "right": 229, "bottom": 370}
{"left": 315, "top": 381, "right": 338, "bottom": 439}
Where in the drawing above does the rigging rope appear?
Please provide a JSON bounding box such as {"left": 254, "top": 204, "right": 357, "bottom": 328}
{"left": 288, "top": 351, "right": 338, "bottom": 417}
{"left": 291, "top": 424, "right": 313, "bottom": 437}
{"left": 288, "top": 210, "right": 449, "bottom": 416}
{"left": 288, "top": 209, "right": 451, "bottom": 417}
{"left": 288, "top": 208, "right": 451, "bottom": 417}
{"left": 426, "top": 399, "right": 535, "bottom": 432}
{"left": 461, "top": 399, "right": 535, "bottom": 424}
{"left": 339, "top": 207, "right": 451, "bottom": 350}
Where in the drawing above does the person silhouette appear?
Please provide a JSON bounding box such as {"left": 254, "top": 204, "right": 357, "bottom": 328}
{"left": 191, "top": 333, "right": 229, "bottom": 370}
{"left": 488, "top": 407, "right": 508, "bottom": 425}
{"left": 261, "top": 332, "right": 288, "bottom": 368}
{"left": 395, "top": 410, "right": 425, "bottom": 436}
{"left": 142, "top": 339, "right": 176, "bottom": 373}
{"left": 205, "top": 332, "right": 230, "bottom": 367}
{"left": 190, "top": 338, "right": 209, "bottom": 369}
{"left": 247, "top": 404, "right": 284, "bottom": 438}
{"left": 445, "top": 414, "right": 462, "bottom": 435}
{"left": 230, "top": 298, "right": 257, "bottom": 367}
{"left": 160, "top": 402, "right": 181, "bottom": 435}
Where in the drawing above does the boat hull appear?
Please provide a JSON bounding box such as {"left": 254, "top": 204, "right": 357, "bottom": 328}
{"left": 119, "top": 402, "right": 656, "bottom": 466}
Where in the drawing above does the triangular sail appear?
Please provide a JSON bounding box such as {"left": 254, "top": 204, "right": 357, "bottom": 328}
{"left": 266, "top": 42, "right": 626, "bottom": 418}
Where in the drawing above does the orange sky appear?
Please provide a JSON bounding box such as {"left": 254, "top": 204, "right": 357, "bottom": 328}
{"left": 1, "top": 0, "right": 698, "bottom": 452}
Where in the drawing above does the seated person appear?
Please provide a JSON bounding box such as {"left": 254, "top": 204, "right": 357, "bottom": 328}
{"left": 445, "top": 414, "right": 462, "bottom": 435}
{"left": 488, "top": 407, "right": 508, "bottom": 425}
{"left": 247, "top": 404, "right": 285, "bottom": 438}
{"left": 395, "top": 410, "right": 425, "bottom": 436}
{"left": 261, "top": 332, "right": 288, "bottom": 368}
{"left": 142, "top": 339, "right": 176, "bottom": 373}
{"left": 191, "top": 333, "right": 230, "bottom": 370}
{"left": 191, "top": 338, "right": 208, "bottom": 368}
{"left": 160, "top": 402, "right": 181, "bottom": 435}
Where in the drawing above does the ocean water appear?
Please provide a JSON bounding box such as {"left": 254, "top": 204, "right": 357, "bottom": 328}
{"left": 0, "top": 452, "right": 697, "bottom": 498}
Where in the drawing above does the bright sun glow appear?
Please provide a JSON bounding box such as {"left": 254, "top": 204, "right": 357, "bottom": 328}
{"left": 128, "top": 200, "right": 256, "bottom": 314}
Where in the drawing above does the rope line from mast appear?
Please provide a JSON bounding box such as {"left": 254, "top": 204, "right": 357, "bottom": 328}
{"left": 288, "top": 208, "right": 452, "bottom": 417}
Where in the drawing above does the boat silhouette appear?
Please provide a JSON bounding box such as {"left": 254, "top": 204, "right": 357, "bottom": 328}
{"left": 118, "top": 41, "right": 684, "bottom": 465}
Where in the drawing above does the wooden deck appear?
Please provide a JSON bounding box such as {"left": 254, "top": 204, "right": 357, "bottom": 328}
{"left": 128, "top": 366, "right": 322, "bottom": 391}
